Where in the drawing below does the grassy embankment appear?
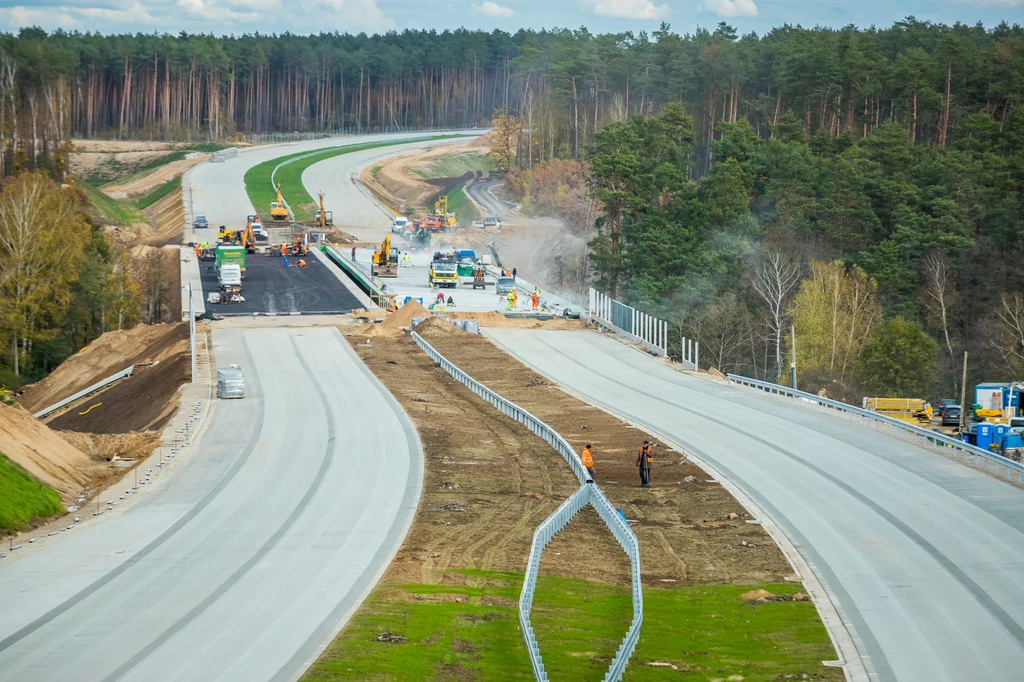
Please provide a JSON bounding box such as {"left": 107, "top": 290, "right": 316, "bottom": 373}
{"left": 411, "top": 151, "right": 493, "bottom": 225}
{"left": 0, "top": 453, "right": 63, "bottom": 536}
{"left": 243, "top": 135, "right": 463, "bottom": 223}
{"left": 77, "top": 143, "right": 225, "bottom": 223}
{"left": 303, "top": 570, "right": 838, "bottom": 681}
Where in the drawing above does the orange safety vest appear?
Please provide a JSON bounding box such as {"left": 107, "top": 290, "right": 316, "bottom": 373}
{"left": 581, "top": 448, "right": 593, "bottom": 467}
{"left": 640, "top": 445, "right": 653, "bottom": 463}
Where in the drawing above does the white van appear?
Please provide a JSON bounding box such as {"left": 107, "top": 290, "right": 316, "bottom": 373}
{"left": 219, "top": 263, "right": 242, "bottom": 290}
{"left": 392, "top": 216, "right": 410, "bottom": 234}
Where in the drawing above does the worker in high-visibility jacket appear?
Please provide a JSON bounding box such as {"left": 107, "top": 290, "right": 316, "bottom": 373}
{"left": 581, "top": 444, "right": 594, "bottom": 481}
{"left": 506, "top": 290, "right": 514, "bottom": 311}
{"left": 637, "top": 440, "right": 653, "bottom": 487}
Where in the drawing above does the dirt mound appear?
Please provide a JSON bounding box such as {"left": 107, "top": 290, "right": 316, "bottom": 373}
{"left": 353, "top": 323, "right": 401, "bottom": 338}
{"left": 741, "top": 589, "right": 775, "bottom": 601}
{"left": 20, "top": 323, "right": 188, "bottom": 413}
{"left": 446, "top": 311, "right": 584, "bottom": 330}
{"left": 59, "top": 431, "right": 160, "bottom": 464}
{"left": 413, "top": 317, "right": 459, "bottom": 338}
{"left": 382, "top": 300, "right": 431, "bottom": 330}
{"left": 46, "top": 351, "right": 189, "bottom": 434}
{"left": 0, "top": 402, "right": 97, "bottom": 503}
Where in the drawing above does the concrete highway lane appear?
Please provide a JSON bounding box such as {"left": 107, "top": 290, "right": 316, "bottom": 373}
{"left": 0, "top": 327, "right": 422, "bottom": 681}
{"left": 485, "top": 328, "right": 1024, "bottom": 682}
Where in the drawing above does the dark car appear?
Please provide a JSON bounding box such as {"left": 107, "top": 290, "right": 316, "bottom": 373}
{"left": 937, "top": 398, "right": 957, "bottom": 413}
{"left": 194, "top": 215, "right": 209, "bottom": 229}
{"left": 941, "top": 405, "right": 961, "bottom": 426}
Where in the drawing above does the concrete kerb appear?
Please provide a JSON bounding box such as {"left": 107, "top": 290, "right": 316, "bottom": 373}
{"left": 480, "top": 329, "right": 871, "bottom": 682}
{"left": 309, "top": 246, "right": 376, "bottom": 311}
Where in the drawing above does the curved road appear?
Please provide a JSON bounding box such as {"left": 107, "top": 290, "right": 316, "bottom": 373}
{"left": 486, "top": 328, "right": 1024, "bottom": 682}
{"left": 0, "top": 133, "right": 485, "bottom": 681}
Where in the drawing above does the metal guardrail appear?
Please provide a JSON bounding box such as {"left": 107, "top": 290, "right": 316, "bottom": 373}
{"left": 727, "top": 374, "right": 1024, "bottom": 484}
{"left": 589, "top": 288, "right": 679, "bottom": 362}
{"left": 33, "top": 365, "right": 134, "bottom": 419}
{"left": 411, "top": 332, "right": 642, "bottom": 681}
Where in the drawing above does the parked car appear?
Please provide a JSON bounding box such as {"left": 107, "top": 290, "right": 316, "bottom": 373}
{"left": 194, "top": 215, "right": 208, "bottom": 229}
{"left": 483, "top": 215, "right": 501, "bottom": 228}
{"left": 937, "top": 398, "right": 957, "bottom": 413}
{"left": 495, "top": 276, "right": 515, "bottom": 296}
{"left": 941, "top": 405, "right": 962, "bottom": 426}
{"left": 471, "top": 220, "right": 485, "bottom": 229}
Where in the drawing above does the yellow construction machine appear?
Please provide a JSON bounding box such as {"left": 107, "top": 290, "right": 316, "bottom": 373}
{"left": 862, "top": 397, "right": 933, "bottom": 424}
{"left": 270, "top": 183, "right": 289, "bottom": 221}
{"left": 315, "top": 191, "right": 333, "bottom": 228}
{"left": 433, "top": 195, "right": 458, "bottom": 230}
{"left": 372, "top": 234, "right": 399, "bottom": 278}
{"left": 240, "top": 222, "right": 258, "bottom": 254}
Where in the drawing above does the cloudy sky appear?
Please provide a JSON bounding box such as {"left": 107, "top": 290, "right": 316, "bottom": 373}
{"left": 0, "top": 0, "right": 1019, "bottom": 36}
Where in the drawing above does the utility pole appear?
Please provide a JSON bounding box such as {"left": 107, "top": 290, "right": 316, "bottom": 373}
{"left": 790, "top": 323, "right": 797, "bottom": 390}
{"left": 960, "top": 351, "right": 968, "bottom": 432}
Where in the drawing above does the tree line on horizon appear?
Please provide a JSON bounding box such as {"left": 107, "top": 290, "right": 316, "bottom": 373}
{"left": 0, "top": 17, "right": 1020, "bottom": 177}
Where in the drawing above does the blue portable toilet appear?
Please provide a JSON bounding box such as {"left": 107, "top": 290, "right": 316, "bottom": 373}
{"left": 976, "top": 423, "right": 995, "bottom": 450}
{"left": 993, "top": 424, "right": 1010, "bottom": 442}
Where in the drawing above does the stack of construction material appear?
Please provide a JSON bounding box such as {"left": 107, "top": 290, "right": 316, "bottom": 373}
{"left": 217, "top": 365, "right": 245, "bottom": 399}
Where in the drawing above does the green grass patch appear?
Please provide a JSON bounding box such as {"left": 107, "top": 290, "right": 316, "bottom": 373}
{"left": 244, "top": 135, "right": 463, "bottom": 223}
{"left": 0, "top": 452, "right": 63, "bottom": 535}
{"left": 301, "top": 572, "right": 840, "bottom": 682}
{"left": 78, "top": 178, "right": 146, "bottom": 226}
{"left": 442, "top": 182, "right": 480, "bottom": 226}
{"left": 136, "top": 175, "right": 182, "bottom": 210}
{"left": 423, "top": 151, "right": 495, "bottom": 178}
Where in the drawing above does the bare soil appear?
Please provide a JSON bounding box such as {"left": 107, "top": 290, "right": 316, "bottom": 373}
{"left": 421, "top": 331, "right": 792, "bottom": 586}
{"left": 45, "top": 352, "right": 189, "bottom": 434}
{"left": 359, "top": 136, "right": 490, "bottom": 214}
{"left": 0, "top": 402, "right": 98, "bottom": 503}
{"left": 103, "top": 155, "right": 206, "bottom": 200}
{"left": 347, "top": 333, "right": 609, "bottom": 586}
{"left": 19, "top": 323, "right": 188, "bottom": 413}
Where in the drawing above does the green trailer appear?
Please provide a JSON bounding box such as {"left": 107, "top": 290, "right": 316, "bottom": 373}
{"left": 216, "top": 245, "right": 247, "bottom": 271}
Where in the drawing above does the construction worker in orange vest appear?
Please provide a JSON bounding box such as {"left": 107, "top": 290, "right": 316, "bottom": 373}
{"left": 637, "top": 440, "right": 653, "bottom": 487}
{"left": 531, "top": 289, "right": 539, "bottom": 310}
{"left": 581, "top": 444, "right": 594, "bottom": 481}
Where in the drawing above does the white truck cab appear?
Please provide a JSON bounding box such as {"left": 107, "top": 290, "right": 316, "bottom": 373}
{"left": 392, "top": 216, "right": 410, "bottom": 234}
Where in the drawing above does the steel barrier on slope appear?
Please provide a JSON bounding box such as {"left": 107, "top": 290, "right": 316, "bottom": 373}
{"left": 727, "top": 374, "right": 1024, "bottom": 484}
{"left": 411, "top": 332, "right": 642, "bottom": 681}
{"left": 33, "top": 365, "right": 135, "bottom": 419}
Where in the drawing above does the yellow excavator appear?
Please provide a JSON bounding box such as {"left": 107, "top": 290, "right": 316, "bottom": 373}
{"left": 240, "top": 222, "right": 257, "bottom": 254}
{"left": 270, "top": 183, "right": 289, "bottom": 221}
{"left": 372, "top": 234, "right": 398, "bottom": 277}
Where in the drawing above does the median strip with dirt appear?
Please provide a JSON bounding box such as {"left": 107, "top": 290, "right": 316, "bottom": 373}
{"left": 302, "top": 318, "right": 841, "bottom": 681}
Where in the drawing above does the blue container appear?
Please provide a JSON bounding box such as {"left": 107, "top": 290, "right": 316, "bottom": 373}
{"left": 993, "top": 424, "right": 1010, "bottom": 442}
{"left": 976, "top": 423, "right": 994, "bottom": 450}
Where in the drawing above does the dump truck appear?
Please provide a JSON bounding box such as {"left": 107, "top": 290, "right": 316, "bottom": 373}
{"left": 429, "top": 259, "right": 458, "bottom": 288}
{"left": 862, "top": 397, "right": 932, "bottom": 424}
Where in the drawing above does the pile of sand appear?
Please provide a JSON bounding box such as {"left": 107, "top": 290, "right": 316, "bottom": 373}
{"left": 19, "top": 323, "right": 187, "bottom": 413}
{"left": 446, "top": 311, "right": 585, "bottom": 330}
{"left": 0, "top": 402, "right": 97, "bottom": 503}
{"left": 59, "top": 431, "right": 160, "bottom": 464}
{"left": 382, "top": 300, "right": 431, "bottom": 330}
{"left": 354, "top": 323, "right": 401, "bottom": 338}
{"left": 413, "top": 317, "right": 459, "bottom": 338}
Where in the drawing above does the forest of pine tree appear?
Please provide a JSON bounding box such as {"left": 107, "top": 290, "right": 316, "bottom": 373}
{"left": 0, "top": 19, "right": 1020, "bottom": 177}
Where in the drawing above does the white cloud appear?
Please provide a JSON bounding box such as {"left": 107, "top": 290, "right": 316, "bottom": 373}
{"left": 471, "top": 1, "right": 513, "bottom": 16}
{"left": 0, "top": 0, "right": 392, "bottom": 34}
{"left": 584, "top": 0, "right": 670, "bottom": 20}
{"left": 701, "top": 0, "right": 758, "bottom": 17}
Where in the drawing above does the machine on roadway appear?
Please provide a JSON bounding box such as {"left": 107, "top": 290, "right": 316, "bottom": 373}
{"left": 270, "top": 183, "right": 289, "bottom": 221}
{"left": 428, "top": 258, "right": 458, "bottom": 288}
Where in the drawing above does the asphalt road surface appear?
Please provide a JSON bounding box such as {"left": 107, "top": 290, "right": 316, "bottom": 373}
{"left": 485, "top": 328, "right": 1024, "bottom": 682}
{"left": 465, "top": 177, "right": 515, "bottom": 219}
{"left": 0, "top": 327, "right": 422, "bottom": 681}
{"left": 198, "top": 250, "right": 362, "bottom": 315}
